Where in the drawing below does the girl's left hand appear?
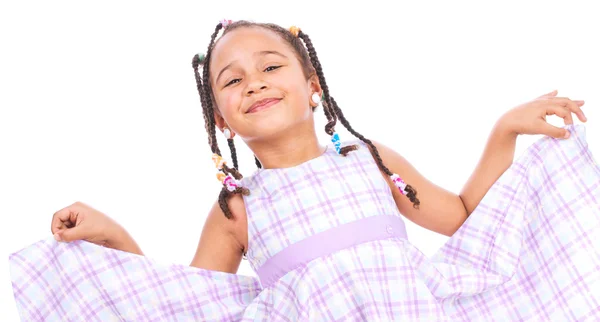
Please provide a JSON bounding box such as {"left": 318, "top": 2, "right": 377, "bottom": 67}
{"left": 498, "top": 90, "right": 587, "bottom": 139}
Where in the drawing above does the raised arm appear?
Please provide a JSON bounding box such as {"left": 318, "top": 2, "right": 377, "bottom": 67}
{"left": 373, "top": 90, "right": 586, "bottom": 236}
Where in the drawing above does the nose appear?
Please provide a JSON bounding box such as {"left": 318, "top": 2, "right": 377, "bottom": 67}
{"left": 245, "top": 76, "right": 268, "bottom": 96}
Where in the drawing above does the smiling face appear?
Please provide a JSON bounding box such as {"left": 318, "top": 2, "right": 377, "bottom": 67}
{"left": 191, "top": 21, "right": 421, "bottom": 219}
{"left": 209, "top": 26, "right": 321, "bottom": 142}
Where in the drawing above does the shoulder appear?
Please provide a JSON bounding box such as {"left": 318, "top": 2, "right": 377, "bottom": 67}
{"left": 343, "top": 139, "right": 409, "bottom": 168}
{"left": 352, "top": 139, "right": 425, "bottom": 212}
{"left": 341, "top": 138, "right": 402, "bottom": 165}
{"left": 209, "top": 193, "right": 248, "bottom": 248}
{"left": 190, "top": 193, "right": 249, "bottom": 272}
{"left": 357, "top": 139, "right": 466, "bottom": 236}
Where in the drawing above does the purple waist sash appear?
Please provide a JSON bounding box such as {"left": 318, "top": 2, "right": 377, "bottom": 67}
{"left": 256, "top": 215, "right": 408, "bottom": 288}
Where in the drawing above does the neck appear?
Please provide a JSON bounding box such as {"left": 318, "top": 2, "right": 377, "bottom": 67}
{"left": 248, "top": 123, "right": 325, "bottom": 169}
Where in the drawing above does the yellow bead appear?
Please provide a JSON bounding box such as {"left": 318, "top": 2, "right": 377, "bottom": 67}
{"left": 212, "top": 154, "right": 226, "bottom": 169}
{"left": 289, "top": 26, "right": 300, "bottom": 37}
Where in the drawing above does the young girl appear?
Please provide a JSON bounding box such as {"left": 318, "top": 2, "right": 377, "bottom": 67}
{"left": 10, "top": 20, "right": 600, "bottom": 321}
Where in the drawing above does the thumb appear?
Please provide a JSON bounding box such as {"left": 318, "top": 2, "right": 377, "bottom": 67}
{"left": 55, "top": 226, "right": 86, "bottom": 243}
{"left": 539, "top": 121, "right": 570, "bottom": 139}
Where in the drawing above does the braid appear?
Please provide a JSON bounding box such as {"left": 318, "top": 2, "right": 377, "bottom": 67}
{"left": 297, "top": 31, "right": 337, "bottom": 135}
{"left": 299, "top": 29, "right": 419, "bottom": 209}
{"left": 255, "top": 156, "right": 262, "bottom": 169}
{"left": 297, "top": 31, "right": 358, "bottom": 156}
{"left": 217, "top": 186, "right": 249, "bottom": 219}
{"left": 202, "top": 23, "right": 224, "bottom": 155}
{"left": 194, "top": 22, "right": 251, "bottom": 219}
{"left": 329, "top": 96, "right": 420, "bottom": 208}
{"left": 227, "top": 139, "right": 239, "bottom": 169}
{"left": 192, "top": 55, "right": 213, "bottom": 149}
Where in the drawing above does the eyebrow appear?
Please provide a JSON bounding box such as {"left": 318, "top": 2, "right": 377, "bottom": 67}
{"left": 215, "top": 50, "right": 288, "bottom": 84}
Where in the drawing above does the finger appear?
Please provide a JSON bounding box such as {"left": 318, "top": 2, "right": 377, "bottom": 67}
{"left": 537, "top": 90, "right": 558, "bottom": 99}
{"left": 53, "top": 229, "right": 64, "bottom": 241}
{"left": 51, "top": 202, "right": 84, "bottom": 234}
{"left": 546, "top": 104, "right": 573, "bottom": 125}
{"left": 51, "top": 206, "right": 74, "bottom": 234}
{"left": 552, "top": 97, "right": 587, "bottom": 122}
{"left": 55, "top": 226, "right": 86, "bottom": 243}
{"left": 537, "top": 120, "right": 570, "bottom": 139}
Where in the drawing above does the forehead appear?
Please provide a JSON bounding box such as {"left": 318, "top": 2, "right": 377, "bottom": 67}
{"left": 210, "top": 27, "right": 293, "bottom": 70}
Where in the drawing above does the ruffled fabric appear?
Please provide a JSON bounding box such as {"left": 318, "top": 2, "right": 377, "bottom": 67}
{"left": 10, "top": 124, "right": 600, "bottom": 321}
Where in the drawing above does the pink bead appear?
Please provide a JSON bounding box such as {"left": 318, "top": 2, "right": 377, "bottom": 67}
{"left": 391, "top": 174, "right": 407, "bottom": 195}
{"left": 220, "top": 19, "right": 233, "bottom": 28}
{"left": 223, "top": 175, "right": 238, "bottom": 191}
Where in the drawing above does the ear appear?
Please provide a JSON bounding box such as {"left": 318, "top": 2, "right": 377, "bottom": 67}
{"left": 213, "top": 111, "right": 235, "bottom": 139}
{"left": 214, "top": 109, "right": 225, "bottom": 129}
{"left": 308, "top": 74, "right": 322, "bottom": 107}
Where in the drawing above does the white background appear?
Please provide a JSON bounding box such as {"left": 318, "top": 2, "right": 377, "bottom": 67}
{"left": 1, "top": 1, "right": 598, "bottom": 320}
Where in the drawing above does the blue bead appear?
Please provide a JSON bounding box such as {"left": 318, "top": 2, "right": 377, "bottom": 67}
{"left": 331, "top": 132, "right": 342, "bottom": 154}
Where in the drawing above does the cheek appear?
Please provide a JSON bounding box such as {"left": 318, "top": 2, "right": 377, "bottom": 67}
{"left": 278, "top": 77, "right": 308, "bottom": 103}
{"left": 215, "top": 92, "right": 241, "bottom": 120}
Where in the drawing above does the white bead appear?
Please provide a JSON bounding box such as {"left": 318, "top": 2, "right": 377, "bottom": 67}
{"left": 311, "top": 93, "right": 321, "bottom": 105}
{"left": 223, "top": 128, "right": 232, "bottom": 139}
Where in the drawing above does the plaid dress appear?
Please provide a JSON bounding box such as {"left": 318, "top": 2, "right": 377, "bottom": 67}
{"left": 10, "top": 124, "right": 600, "bottom": 321}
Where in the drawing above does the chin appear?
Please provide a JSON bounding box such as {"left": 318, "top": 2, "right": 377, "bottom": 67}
{"left": 237, "top": 102, "right": 313, "bottom": 140}
{"left": 249, "top": 120, "right": 294, "bottom": 139}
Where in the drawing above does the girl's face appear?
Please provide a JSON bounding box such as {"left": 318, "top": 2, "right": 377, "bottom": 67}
{"left": 209, "top": 27, "right": 320, "bottom": 142}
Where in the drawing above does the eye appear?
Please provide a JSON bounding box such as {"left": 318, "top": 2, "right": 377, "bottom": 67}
{"left": 264, "top": 65, "right": 282, "bottom": 72}
{"left": 224, "top": 78, "right": 241, "bottom": 87}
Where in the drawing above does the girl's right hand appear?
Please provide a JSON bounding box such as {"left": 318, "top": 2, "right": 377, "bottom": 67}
{"left": 51, "top": 201, "right": 123, "bottom": 247}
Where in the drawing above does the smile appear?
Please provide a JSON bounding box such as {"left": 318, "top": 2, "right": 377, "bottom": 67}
{"left": 246, "top": 98, "right": 282, "bottom": 114}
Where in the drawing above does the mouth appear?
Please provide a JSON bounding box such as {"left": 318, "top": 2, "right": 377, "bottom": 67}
{"left": 246, "top": 97, "right": 282, "bottom": 114}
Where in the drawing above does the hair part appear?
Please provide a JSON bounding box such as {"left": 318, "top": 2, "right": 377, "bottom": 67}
{"left": 192, "top": 21, "right": 420, "bottom": 219}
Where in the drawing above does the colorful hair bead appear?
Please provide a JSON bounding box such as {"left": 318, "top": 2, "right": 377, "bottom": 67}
{"left": 197, "top": 53, "right": 206, "bottom": 64}
{"left": 289, "top": 26, "right": 300, "bottom": 37}
{"left": 220, "top": 19, "right": 233, "bottom": 28}
{"left": 223, "top": 174, "right": 239, "bottom": 192}
{"left": 216, "top": 170, "right": 240, "bottom": 191}
{"left": 212, "top": 154, "right": 226, "bottom": 170}
{"left": 390, "top": 174, "right": 407, "bottom": 195}
{"left": 331, "top": 132, "right": 342, "bottom": 154}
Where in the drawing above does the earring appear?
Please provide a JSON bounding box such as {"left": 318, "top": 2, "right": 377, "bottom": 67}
{"left": 311, "top": 92, "right": 321, "bottom": 106}
{"left": 223, "top": 127, "right": 232, "bottom": 139}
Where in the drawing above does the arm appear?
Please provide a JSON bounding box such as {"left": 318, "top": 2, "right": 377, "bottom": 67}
{"left": 189, "top": 196, "right": 248, "bottom": 273}
{"left": 108, "top": 227, "right": 145, "bottom": 256}
{"left": 106, "top": 197, "right": 246, "bottom": 272}
{"left": 459, "top": 121, "right": 516, "bottom": 214}
{"left": 51, "top": 201, "right": 146, "bottom": 255}
{"left": 372, "top": 121, "right": 516, "bottom": 236}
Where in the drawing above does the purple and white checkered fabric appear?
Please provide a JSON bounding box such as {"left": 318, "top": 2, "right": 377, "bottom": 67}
{"left": 10, "top": 124, "right": 600, "bottom": 321}
{"left": 10, "top": 239, "right": 262, "bottom": 321}
{"left": 240, "top": 137, "right": 403, "bottom": 272}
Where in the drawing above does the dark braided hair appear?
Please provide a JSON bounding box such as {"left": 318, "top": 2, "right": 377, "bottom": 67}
{"left": 192, "top": 21, "right": 420, "bottom": 219}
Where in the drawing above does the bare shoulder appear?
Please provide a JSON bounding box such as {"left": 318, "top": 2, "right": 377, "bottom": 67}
{"left": 189, "top": 193, "right": 249, "bottom": 273}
